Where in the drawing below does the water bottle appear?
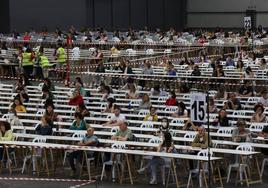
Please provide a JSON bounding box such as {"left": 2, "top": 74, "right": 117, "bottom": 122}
{"left": 128, "top": 102, "right": 132, "bottom": 109}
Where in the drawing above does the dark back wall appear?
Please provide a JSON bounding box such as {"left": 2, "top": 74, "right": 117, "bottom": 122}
{"left": 1, "top": 0, "right": 186, "bottom": 33}
{"left": 0, "top": 0, "right": 10, "bottom": 33}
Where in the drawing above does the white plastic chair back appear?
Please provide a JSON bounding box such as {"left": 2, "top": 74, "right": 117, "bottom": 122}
{"left": 36, "top": 110, "right": 44, "bottom": 116}
{"left": 130, "top": 100, "right": 141, "bottom": 105}
{"left": 149, "top": 137, "right": 162, "bottom": 144}
{"left": 171, "top": 118, "right": 184, "bottom": 125}
{"left": 33, "top": 137, "right": 46, "bottom": 143}
{"left": 100, "top": 103, "right": 108, "bottom": 108}
{"left": 72, "top": 47, "right": 80, "bottom": 60}
{"left": 140, "top": 122, "right": 154, "bottom": 129}
{"left": 146, "top": 49, "right": 154, "bottom": 55}
{"left": 106, "top": 114, "right": 113, "bottom": 120}
{"left": 111, "top": 127, "right": 119, "bottom": 133}
{"left": 236, "top": 144, "right": 254, "bottom": 152}
{"left": 158, "top": 96, "right": 168, "bottom": 102}
{"left": 249, "top": 124, "right": 264, "bottom": 132}
{"left": 232, "top": 111, "right": 245, "bottom": 116}
{"left": 217, "top": 128, "right": 233, "bottom": 134}
{"left": 72, "top": 132, "right": 86, "bottom": 138}
{"left": 197, "top": 149, "right": 213, "bottom": 157}
{"left": 184, "top": 132, "right": 196, "bottom": 139}
{"left": 165, "top": 106, "right": 178, "bottom": 112}
{"left": 138, "top": 109, "right": 150, "bottom": 116}
{"left": 111, "top": 143, "right": 126, "bottom": 150}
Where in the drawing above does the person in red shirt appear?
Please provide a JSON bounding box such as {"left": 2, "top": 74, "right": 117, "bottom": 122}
{"left": 165, "top": 91, "right": 178, "bottom": 106}
{"left": 69, "top": 90, "right": 84, "bottom": 106}
{"left": 23, "top": 31, "right": 31, "bottom": 41}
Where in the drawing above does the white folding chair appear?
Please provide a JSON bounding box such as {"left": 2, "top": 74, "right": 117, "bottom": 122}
{"left": 138, "top": 109, "right": 150, "bottom": 116}
{"left": 187, "top": 149, "right": 213, "bottom": 188}
{"left": 100, "top": 143, "right": 126, "bottom": 181}
{"left": 249, "top": 124, "right": 264, "bottom": 132}
{"left": 226, "top": 144, "right": 254, "bottom": 185}
{"left": 63, "top": 132, "right": 86, "bottom": 165}
{"left": 21, "top": 137, "right": 47, "bottom": 174}
{"left": 164, "top": 106, "right": 178, "bottom": 113}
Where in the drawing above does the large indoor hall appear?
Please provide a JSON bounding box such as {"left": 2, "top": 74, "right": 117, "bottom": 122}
{"left": 0, "top": 0, "right": 268, "bottom": 187}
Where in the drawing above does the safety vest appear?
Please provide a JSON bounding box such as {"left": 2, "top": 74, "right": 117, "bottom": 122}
{"left": 22, "top": 52, "right": 34, "bottom": 66}
{"left": 57, "top": 47, "right": 66, "bottom": 63}
{"left": 40, "top": 55, "right": 50, "bottom": 68}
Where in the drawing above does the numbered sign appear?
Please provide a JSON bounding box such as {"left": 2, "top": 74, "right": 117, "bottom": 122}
{"left": 190, "top": 92, "right": 206, "bottom": 122}
{"left": 244, "top": 16, "right": 251, "bottom": 29}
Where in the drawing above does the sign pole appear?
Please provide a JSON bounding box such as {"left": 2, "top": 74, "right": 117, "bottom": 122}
{"left": 66, "top": 35, "right": 71, "bottom": 86}
{"left": 206, "top": 89, "right": 211, "bottom": 188}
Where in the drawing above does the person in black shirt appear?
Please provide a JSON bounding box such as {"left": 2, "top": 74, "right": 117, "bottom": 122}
{"left": 238, "top": 81, "right": 254, "bottom": 97}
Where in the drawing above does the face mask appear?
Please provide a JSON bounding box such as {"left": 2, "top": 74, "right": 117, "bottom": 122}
{"left": 162, "top": 122, "right": 168, "bottom": 129}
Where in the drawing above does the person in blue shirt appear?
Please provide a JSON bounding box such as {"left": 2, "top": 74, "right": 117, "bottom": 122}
{"left": 69, "top": 127, "right": 99, "bottom": 176}
{"left": 35, "top": 115, "right": 53, "bottom": 135}
{"left": 225, "top": 55, "right": 235, "bottom": 67}
{"left": 69, "top": 112, "right": 87, "bottom": 130}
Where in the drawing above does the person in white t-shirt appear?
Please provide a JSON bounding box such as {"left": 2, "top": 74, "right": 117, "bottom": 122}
{"left": 259, "top": 90, "right": 268, "bottom": 107}
{"left": 103, "top": 105, "right": 126, "bottom": 127}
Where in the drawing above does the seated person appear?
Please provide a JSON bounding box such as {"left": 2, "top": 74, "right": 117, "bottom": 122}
{"left": 258, "top": 125, "right": 268, "bottom": 138}
{"left": 44, "top": 103, "right": 59, "bottom": 122}
{"left": 208, "top": 97, "right": 218, "bottom": 113}
{"left": 35, "top": 115, "right": 53, "bottom": 135}
{"left": 69, "top": 127, "right": 98, "bottom": 177}
{"left": 111, "top": 121, "right": 134, "bottom": 141}
{"left": 144, "top": 106, "right": 158, "bottom": 121}
{"left": 165, "top": 91, "right": 178, "bottom": 106}
{"left": 0, "top": 122, "right": 14, "bottom": 161}
{"left": 42, "top": 85, "right": 54, "bottom": 100}
{"left": 103, "top": 105, "right": 126, "bottom": 127}
{"left": 192, "top": 126, "right": 212, "bottom": 149}
{"left": 69, "top": 90, "right": 84, "bottom": 106}
{"left": 137, "top": 131, "right": 174, "bottom": 185}
{"left": 139, "top": 94, "right": 151, "bottom": 110}
{"left": 101, "top": 86, "right": 112, "bottom": 101}
{"left": 73, "top": 77, "right": 86, "bottom": 97}
{"left": 11, "top": 98, "right": 27, "bottom": 113}
{"left": 42, "top": 78, "right": 55, "bottom": 92}
{"left": 101, "top": 97, "right": 116, "bottom": 113}
{"left": 251, "top": 103, "right": 267, "bottom": 123}
{"left": 125, "top": 84, "right": 138, "bottom": 99}
{"left": 223, "top": 92, "right": 242, "bottom": 110}
{"left": 8, "top": 108, "right": 23, "bottom": 127}
{"left": 238, "top": 81, "right": 254, "bottom": 97}
{"left": 232, "top": 119, "right": 252, "bottom": 142}
{"left": 76, "top": 104, "right": 90, "bottom": 117}
{"left": 155, "top": 117, "right": 170, "bottom": 136}
{"left": 172, "top": 102, "right": 188, "bottom": 118}
{"left": 215, "top": 109, "right": 230, "bottom": 127}
{"left": 14, "top": 85, "right": 29, "bottom": 103}
{"left": 258, "top": 89, "right": 268, "bottom": 107}
{"left": 183, "top": 118, "right": 198, "bottom": 131}
{"left": 70, "top": 112, "right": 87, "bottom": 130}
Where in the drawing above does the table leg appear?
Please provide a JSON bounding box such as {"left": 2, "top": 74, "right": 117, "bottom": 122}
{"left": 43, "top": 148, "right": 50, "bottom": 177}
{"left": 171, "top": 158, "right": 180, "bottom": 188}
{"left": 125, "top": 154, "right": 133, "bottom": 184}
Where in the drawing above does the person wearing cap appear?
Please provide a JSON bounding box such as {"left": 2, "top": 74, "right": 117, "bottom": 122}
{"left": 0, "top": 122, "right": 14, "bottom": 161}
{"left": 111, "top": 121, "right": 134, "bottom": 141}
{"left": 192, "top": 126, "right": 212, "bottom": 149}
{"left": 232, "top": 119, "right": 252, "bottom": 142}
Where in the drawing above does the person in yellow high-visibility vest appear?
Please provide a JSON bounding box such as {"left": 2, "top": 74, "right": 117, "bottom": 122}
{"left": 37, "top": 47, "right": 50, "bottom": 79}
{"left": 55, "top": 43, "right": 66, "bottom": 79}
{"left": 21, "top": 48, "right": 35, "bottom": 85}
